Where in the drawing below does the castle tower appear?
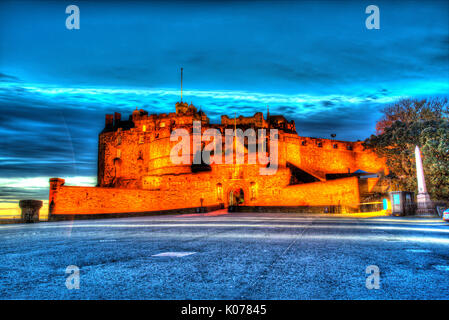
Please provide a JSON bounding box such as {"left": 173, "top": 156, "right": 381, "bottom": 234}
{"left": 49, "top": 178, "right": 65, "bottom": 218}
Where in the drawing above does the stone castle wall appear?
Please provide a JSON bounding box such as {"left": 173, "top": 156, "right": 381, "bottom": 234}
{"left": 49, "top": 174, "right": 362, "bottom": 217}
{"left": 49, "top": 185, "right": 216, "bottom": 215}
{"left": 221, "top": 113, "right": 266, "bottom": 127}
{"left": 99, "top": 128, "right": 385, "bottom": 188}
{"left": 283, "top": 134, "right": 385, "bottom": 180}
{"left": 255, "top": 177, "right": 360, "bottom": 207}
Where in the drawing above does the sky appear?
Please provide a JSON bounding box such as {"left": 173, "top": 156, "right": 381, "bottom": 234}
{"left": 0, "top": 0, "right": 448, "bottom": 208}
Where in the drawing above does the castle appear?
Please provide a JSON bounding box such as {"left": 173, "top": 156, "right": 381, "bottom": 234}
{"left": 48, "top": 99, "right": 387, "bottom": 219}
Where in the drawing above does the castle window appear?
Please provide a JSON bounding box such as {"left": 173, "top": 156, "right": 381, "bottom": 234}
{"left": 139, "top": 135, "right": 144, "bottom": 144}
{"left": 346, "top": 145, "right": 353, "bottom": 151}
{"left": 216, "top": 183, "right": 223, "bottom": 201}
{"left": 333, "top": 144, "right": 338, "bottom": 149}
{"left": 113, "top": 158, "right": 122, "bottom": 179}
{"left": 317, "top": 142, "right": 323, "bottom": 148}
{"left": 250, "top": 182, "right": 257, "bottom": 200}
{"left": 142, "top": 125, "right": 146, "bottom": 132}
{"left": 301, "top": 140, "right": 307, "bottom": 146}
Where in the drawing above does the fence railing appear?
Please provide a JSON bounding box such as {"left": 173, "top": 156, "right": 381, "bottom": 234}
{"left": 358, "top": 202, "right": 384, "bottom": 213}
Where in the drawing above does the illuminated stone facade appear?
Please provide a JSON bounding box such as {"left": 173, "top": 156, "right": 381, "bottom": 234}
{"left": 49, "top": 101, "right": 387, "bottom": 218}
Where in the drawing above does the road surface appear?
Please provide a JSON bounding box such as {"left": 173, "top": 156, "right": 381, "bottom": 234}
{"left": 0, "top": 211, "right": 448, "bottom": 299}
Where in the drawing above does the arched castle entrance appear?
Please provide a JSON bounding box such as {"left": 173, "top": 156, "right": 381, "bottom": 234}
{"left": 226, "top": 183, "right": 249, "bottom": 212}
{"left": 229, "top": 188, "right": 244, "bottom": 206}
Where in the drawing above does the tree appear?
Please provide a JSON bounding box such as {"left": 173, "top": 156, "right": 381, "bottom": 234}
{"left": 365, "top": 98, "right": 449, "bottom": 201}
{"left": 375, "top": 97, "right": 448, "bottom": 134}
{"left": 420, "top": 122, "right": 449, "bottom": 200}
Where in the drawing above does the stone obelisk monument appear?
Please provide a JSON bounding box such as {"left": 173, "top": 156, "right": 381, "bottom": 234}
{"left": 415, "top": 145, "right": 435, "bottom": 215}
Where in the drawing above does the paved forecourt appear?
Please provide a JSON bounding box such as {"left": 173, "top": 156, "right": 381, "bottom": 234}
{"left": 0, "top": 211, "right": 448, "bottom": 299}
